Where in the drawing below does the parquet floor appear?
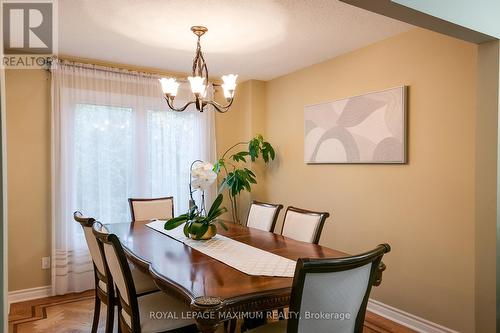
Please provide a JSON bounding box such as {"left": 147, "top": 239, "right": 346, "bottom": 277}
{"left": 9, "top": 290, "right": 416, "bottom": 333}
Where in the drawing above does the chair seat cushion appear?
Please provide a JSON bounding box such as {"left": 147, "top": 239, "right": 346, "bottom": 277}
{"left": 248, "top": 321, "right": 287, "bottom": 333}
{"left": 127, "top": 291, "right": 195, "bottom": 332}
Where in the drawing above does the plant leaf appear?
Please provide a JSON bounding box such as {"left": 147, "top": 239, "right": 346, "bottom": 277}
{"left": 206, "top": 193, "right": 224, "bottom": 219}
{"left": 244, "top": 168, "right": 255, "bottom": 177}
{"left": 231, "top": 151, "right": 248, "bottom": 163}
{"left": 262, "top": 150, "right": 269, "bottom": 163}
{"left": 249, "top": 138, "right": 259, "bottom": 161}
{"left": 164, "top": 215, "right": 189, "bottom": 230}
{"left": 266, "top": 143, "right": 276, "bottom": 160}
{"left": 213, "top": 159, "right": 225, "bottom": 173}
{"left": 183, "top": 222, "right": 190, "bottom": 237}
{"left": 211, "top": 207, "right": 228, "bottom": 220}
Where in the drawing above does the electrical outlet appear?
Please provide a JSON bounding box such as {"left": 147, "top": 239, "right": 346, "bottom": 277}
{"left": 41, "top": 256, "right": 50, "bottom": 269}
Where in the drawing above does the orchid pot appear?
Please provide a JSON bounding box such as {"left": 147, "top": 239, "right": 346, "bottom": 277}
{"left": 188, "top": 222, "right": 217, "bottom": 240}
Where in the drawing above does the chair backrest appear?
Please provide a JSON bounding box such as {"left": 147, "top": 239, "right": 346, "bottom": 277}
{"left": 281, "top": 206, "right": 329, "bottom": 244}
{"left": 246, "top": 200, "right": 283, "bottom": 232}
{"left": 287, "top": 244, "right": 391, "bottom": 333}
{"left": 128, "top": 197, "right": 174, "bottom": 221}
{"left": 93, "top": 222, "right": 140, "bottom": 332}
{"left": 73, "top": 211, "right": 108, "bottom": 287}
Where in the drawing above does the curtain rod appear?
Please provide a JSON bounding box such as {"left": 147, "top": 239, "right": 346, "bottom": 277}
{"left": 47, "top": 57, "right": 184, "bottom": 80}
{"left": 46, "top": 57, "right": 220, "bottom": 84}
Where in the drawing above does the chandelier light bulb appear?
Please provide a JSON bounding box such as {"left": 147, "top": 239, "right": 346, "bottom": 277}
{"left": 188, "top": 76, "right": 206, "bottom": 96}
{"left": 159, "top": 78, "right": 180, "bottom": 97}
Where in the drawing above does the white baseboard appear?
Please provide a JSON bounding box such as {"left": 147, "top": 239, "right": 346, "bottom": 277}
{"left": 368, "top": 299, "right": 459, "bottom": 333}
{"left": 8, "top": 285, "right": 52, "bottom": 308}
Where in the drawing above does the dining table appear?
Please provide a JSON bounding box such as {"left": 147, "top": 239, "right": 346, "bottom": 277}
{"left": 105, "top": 221, "right": 386, "bottom": 333}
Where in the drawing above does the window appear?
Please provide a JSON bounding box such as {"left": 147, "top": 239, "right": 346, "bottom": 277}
{"left": 74, "top": 104, "right": 133, "bottom": 223}
{"left": 73, "top": 104, "right": 208, "bottom": 223}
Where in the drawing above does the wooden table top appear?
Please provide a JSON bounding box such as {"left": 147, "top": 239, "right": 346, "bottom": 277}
{"left": 105, "top": 221, "right": 346, "bottom": 307}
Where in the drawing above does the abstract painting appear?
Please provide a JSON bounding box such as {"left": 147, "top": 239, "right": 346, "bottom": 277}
{"left": 304, "top": 86, "right": 407, "bottom": 164}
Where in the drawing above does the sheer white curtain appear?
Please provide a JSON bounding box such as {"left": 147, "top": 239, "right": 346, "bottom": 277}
{"left": 51, "top": 60, "right": 216, "bottom": 294}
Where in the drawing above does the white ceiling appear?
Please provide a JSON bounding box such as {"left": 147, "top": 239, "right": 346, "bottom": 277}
{"left": 59, "top": 0, "right": 412, "bottom": 81}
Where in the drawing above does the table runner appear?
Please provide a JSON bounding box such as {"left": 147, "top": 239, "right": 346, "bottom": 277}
{"left": 146, "top": 220, "right": 296, "bottom": 277}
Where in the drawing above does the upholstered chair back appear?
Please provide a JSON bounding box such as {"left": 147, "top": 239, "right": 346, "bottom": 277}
{"left": 128, "top": 197, "right": 174, "bottom": 221}
{"left": 247, "top": 201, "right": 283, "bottom": 232}
{"left": 73, "top": 212, "right": 106, "bottom": 278}
{"left": 288, "top": 244, "right": 391, "bottom": 333}
{"left": 281, "top": 207, "right": 329, "bottom": 244}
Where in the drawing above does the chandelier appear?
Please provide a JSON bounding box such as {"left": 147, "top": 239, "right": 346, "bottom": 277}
{"left": 159, "top": 26, "right": 237, "bottom": 113}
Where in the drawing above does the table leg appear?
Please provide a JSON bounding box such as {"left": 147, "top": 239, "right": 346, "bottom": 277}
{"left": 191, "top": 296, "right": 224, "bottom": 333}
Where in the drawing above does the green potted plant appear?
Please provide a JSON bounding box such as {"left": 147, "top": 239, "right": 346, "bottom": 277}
{"left": 214, "top": 134, "right": 275, "bottom": 223}
{"left": 164, "top": 134, "right": 275, "bottom": 238}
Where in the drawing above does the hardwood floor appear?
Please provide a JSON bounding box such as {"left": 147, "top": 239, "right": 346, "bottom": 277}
{"left": 9, "top": 291, "right": 416, "bottom": 333}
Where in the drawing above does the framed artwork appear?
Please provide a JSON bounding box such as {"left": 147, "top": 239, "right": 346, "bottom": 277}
{"left": 304, "top": 86, "right": 407, "bottom": 164}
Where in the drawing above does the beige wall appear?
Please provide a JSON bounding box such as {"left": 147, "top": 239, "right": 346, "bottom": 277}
{"left": 6, "top": 69, "right": 51, "bottom": 291}
{"left": 260, "top": 28, "right": 477, "bottom": 332}
{"left": 215, "top": 80, "right": 267, "bottom": 221}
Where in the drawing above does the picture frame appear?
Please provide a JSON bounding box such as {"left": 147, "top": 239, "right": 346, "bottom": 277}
{"left": 304, "top": 86, "right": 408, "bottom": 164}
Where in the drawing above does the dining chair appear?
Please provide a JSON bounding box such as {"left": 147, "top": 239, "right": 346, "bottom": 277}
{"left": 128, "top": 196, "right": 174, "bottom": 221}
{"left": 248, "top": 244, "right": 391, "bottom": 333}
{"left": 280, "top": 207, "right": 330, "bottom": 244}
{"left": 246, "top": 200, "right": 284, "bottom": 232}
{"left": 92, "top": 221, "right": 198, "bottom": 333}
{"left": 74, "top": 211, "right": 158, "bottom": 333}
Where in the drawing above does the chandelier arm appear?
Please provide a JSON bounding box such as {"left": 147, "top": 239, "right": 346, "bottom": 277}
{"left": 204, "top": 98, "right": 234, "bottom": 113}
{"left": 165, "top": 97, "right": 196, "bottom": 112}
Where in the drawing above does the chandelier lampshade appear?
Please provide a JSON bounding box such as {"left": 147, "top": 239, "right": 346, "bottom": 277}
{"left": 188, "top": 76, "right": 206, "bottom": 96}
{"left": 159, "top": 78, "right": 180, "bottom": 97}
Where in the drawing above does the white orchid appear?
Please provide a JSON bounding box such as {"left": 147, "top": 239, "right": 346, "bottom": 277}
{"left": 191, "top": 161, "right": 217, "bottom": 190}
